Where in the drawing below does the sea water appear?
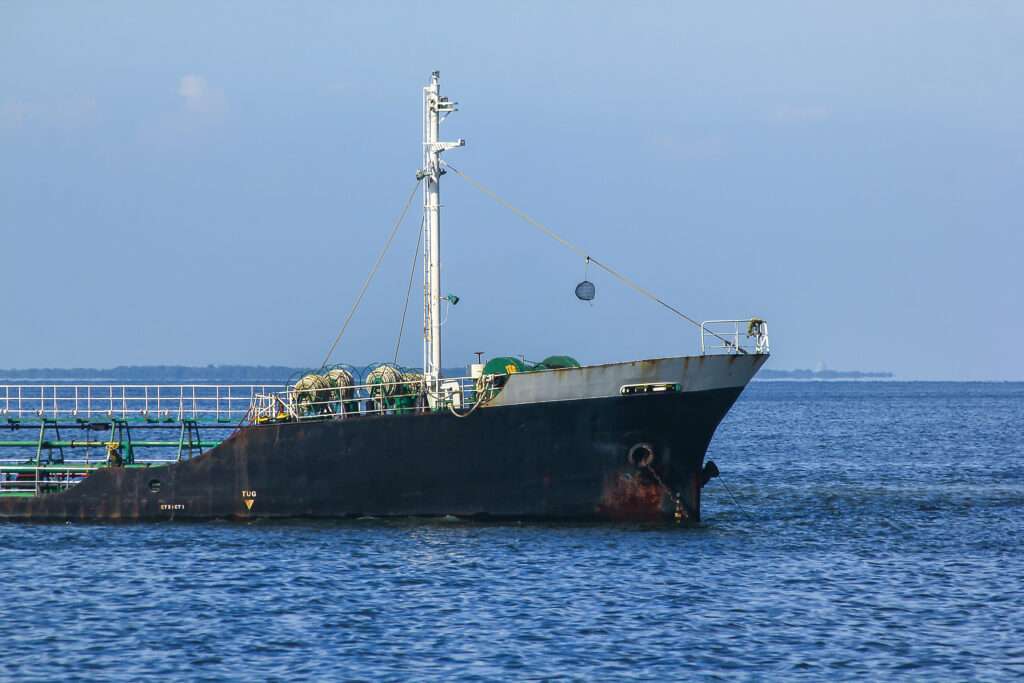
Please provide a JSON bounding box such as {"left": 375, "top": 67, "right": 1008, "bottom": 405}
{"left": 1, "top": 382, "right": 1021, "bottom": 680}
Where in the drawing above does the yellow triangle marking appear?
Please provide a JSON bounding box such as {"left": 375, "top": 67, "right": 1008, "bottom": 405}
{"left": 244, "top": 499, "right": 254, "bottom": 510}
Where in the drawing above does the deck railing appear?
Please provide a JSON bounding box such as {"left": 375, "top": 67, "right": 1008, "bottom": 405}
{"left": 250, "top": 376, "right": 481, "bottom": 423}
{"left": 0, "top": 384, "right": 279, "bottom": 422}
{"left": 700, "top": 319, "right": 770, "bottom": 355}
{"left": 0, "top": 376, "right": 485, "bottom": 427}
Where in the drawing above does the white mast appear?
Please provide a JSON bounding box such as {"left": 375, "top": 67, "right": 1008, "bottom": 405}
{"left": 419, "top": 71, "right": 464, "bottom": 399}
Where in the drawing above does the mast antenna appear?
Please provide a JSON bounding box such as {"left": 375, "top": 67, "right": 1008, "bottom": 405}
{"left": 419, "top": 71, "right": 465, "bottom": 401}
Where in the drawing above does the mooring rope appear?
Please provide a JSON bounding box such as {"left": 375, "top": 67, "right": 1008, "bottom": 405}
{"left": 447, "top": 377, "right": 495, "bottom": 418}
{"left": 442, "top": 162, "right": 742, "bottom": 352}
{"left": 717, "top": 475, "right": 749, "bottom": 518}
{"left": 319, "top": 179, "right": 422, "bottom": 370}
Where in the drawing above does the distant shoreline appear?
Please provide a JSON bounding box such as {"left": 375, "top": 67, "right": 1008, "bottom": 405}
{"left": 0, "top": 363, "right": 895, "bottom": 383}
{"left": 757, "top": 369, "right": 894, "bottom": 380}
{"left": 0, "top": 366, "right": 1016, "bottom": 382}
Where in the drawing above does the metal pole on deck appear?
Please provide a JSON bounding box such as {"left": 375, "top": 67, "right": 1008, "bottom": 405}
{"left": 419, "top": 71, "right": 464, "bottom": 404}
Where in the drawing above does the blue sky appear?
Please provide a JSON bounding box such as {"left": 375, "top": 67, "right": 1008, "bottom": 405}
{"left": 1, "top": 2, "right": 1021, "bottom": 379}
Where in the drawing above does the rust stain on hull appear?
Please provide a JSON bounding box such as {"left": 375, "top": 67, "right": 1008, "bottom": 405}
{"left": 596, "top": 470, "right": 665, "bottom": 522}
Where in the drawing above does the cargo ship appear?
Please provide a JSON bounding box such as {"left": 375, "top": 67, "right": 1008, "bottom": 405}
{"left": 0, "top": 72, "right": 769, "bottom": 523}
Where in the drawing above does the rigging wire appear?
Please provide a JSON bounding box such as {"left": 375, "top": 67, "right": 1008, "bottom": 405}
{"left": 442, "top": 161, "right": 743, "bottom": 352}
{"left": 319, "top": 179, "right": 422, "bottom": 370}
{"left": 394, "top": 216, "right": 424, "bottom": 364}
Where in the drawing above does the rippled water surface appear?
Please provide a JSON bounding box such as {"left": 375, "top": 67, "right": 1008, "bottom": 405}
{"left": 2, "top": 382, "right": 1022, "bottom": 680}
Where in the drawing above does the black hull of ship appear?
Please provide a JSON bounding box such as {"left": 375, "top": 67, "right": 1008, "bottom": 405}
{"left": 0, "top": 387, "right": 745, "bottom": 524}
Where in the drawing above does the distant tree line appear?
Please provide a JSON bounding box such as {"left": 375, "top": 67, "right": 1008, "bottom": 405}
{"left": 0, "top": 365, "right": 303, "bottom": 382}
{"left": 0, "top": 364, "right": 469, "bottom": 382}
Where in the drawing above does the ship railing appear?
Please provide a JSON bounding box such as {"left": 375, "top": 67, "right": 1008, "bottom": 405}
{"left": 700, "top": 319, "right": 770, "bottom": 355}
{"left": 0, "top": 458, "right": 198, "bottom": 496}
{"left": 249, "top": 375, "right": 482, "bottom": 424}
{"left": 0, "top": 384, "right": 282, "bottom": 422}
{"left": 0, "top": 463, "right": 101, "bottom": 494}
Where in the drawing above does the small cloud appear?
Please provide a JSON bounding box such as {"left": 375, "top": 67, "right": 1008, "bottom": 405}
{"left": 178, "top": 74, "right": 225, "bottom": 114}
{"left": 773, "top": 104, "right": 832, "bottom": 124}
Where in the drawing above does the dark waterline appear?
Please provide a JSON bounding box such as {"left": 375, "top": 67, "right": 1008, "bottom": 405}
{"left": 2, "top": 382, "right": 1022, "bottom": 680}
